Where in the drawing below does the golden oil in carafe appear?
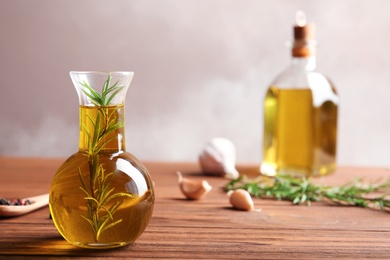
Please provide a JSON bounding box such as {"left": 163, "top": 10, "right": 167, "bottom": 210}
{"left": 262, "top": 87, "right": 337, "bottom": 177}
{"left": 50, "top": 104, "right": 154, "bottom": 249}
{"left": 50, "top": 152, "right": 154, "bottom": 248}
{"left": 79, "top": 105, "right": 126, "bottom": 151}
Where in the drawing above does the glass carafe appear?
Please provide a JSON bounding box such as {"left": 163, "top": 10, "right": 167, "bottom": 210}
{"left": 49, "top": 71, "right": 155, "bottom": 249}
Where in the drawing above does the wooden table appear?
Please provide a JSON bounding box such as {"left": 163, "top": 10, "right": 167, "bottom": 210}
{"left": 1, "top": 157, "right": 390, "bottom": 259}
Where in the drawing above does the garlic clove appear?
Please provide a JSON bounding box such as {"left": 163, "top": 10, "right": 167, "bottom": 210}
{"left": 199, "top": 137, "right": 239, "bottom": 179}
{"left": 228, "top": 189, "right": 254, "bottom": 211}
{"left": 177, "top": 171, "right": 212, "bottom": 200}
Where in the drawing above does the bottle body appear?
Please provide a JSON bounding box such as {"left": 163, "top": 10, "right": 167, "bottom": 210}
{"left": 262, "top": 59, "right": 339, "bottom": 177}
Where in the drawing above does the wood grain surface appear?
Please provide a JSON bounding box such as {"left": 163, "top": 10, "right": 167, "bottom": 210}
{"left": 0, "top": 157, "right": 390, "bottom": 259}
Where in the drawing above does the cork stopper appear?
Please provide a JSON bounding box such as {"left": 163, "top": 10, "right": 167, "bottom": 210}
{"left": 292, "top": 11, "right": 316, "bottom": 57}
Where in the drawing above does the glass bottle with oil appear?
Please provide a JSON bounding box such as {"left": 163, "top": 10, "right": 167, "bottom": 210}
{"left": 49, "top": 71, "right": 155, "bottom": 249}
{"left": 261, "top": 11, "right": 339, "bottom": 177}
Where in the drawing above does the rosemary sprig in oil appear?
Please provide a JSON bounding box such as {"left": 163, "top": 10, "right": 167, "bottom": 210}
{"left": 225, "top": 174, "right": 390, "bottom": 211}
{"left": 77, "top": 75, "right": 132, "bottom": 242}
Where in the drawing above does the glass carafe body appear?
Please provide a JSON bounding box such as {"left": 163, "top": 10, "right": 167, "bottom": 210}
{"left": 49, "top": 71, "right": 154, "bottom": 249}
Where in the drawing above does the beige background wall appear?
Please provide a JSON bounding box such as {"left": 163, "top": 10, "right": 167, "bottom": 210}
{"left": 1, "top": 0, "right": 389, "bottom": 166}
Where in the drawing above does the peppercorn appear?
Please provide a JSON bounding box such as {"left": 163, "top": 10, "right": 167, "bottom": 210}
{"left": 0, "top": 198, "right": 33, "bottom": 206}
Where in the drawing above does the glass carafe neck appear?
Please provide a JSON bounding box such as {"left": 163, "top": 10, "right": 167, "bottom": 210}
{"left": 69, "top": 71, "right": 133, "bottom": 154}
{"left": 78, "top": 104, "right": 126, "bottom": 153}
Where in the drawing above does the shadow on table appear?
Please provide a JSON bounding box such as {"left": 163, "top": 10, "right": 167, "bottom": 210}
{"left": 0, "top": 234, "right": 132, "bottom": 257}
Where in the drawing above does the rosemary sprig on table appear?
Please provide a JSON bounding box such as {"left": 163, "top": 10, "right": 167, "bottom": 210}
{"left": 77, "top": 75, "right": 132, "bottom": 242}
{"left": 225, "top": 174, "right": 390, "bottom": 211}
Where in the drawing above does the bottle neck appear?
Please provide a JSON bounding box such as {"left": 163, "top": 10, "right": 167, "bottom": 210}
{"left": 291, "top": 38, "right": 317, "bottom": 71}
{"left": 78, "top": 105, "right": 126, "bottom": 153}
{"left": 291, "top": 56, "right": 317, "bottom": 71}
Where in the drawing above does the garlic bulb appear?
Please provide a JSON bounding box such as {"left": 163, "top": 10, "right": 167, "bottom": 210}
{"left": 177, "top": 171, "right": 212, "bottom": 200}
{"left": 199, "top": 137, "right": 239, "bottom": 179}
{"left": 228, "top": 189, "right": 254, "bottom": 211}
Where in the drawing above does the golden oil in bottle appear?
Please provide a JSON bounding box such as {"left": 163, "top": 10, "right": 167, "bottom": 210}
{"left": 262, "top": 86, "right": 338, "bottom": 177}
